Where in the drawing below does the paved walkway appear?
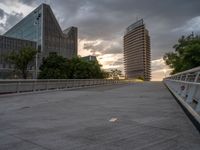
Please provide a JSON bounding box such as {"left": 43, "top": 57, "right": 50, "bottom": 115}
{"left": 0, "top": 82, "right": 199, "bottom": 150}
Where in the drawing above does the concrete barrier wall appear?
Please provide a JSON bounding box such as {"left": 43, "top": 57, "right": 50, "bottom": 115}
{"left": 0, "top": 79, "right": 124, "bottom": 94}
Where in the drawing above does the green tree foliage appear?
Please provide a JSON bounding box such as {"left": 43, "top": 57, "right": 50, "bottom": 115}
{"left": 5, "top": 47, "right": 37, "bottom": 79}
{"left": 163, "top": 34, "right": 200, "bottom": 74}
{"left": 68, "top": 57, "right": 106, "bottom": 79}
{"left": 39, "top": 54, "right": 70, "bottom": 79}
{"left": 109, "top": 69, "right": 122, "bottom": 79}
{"left": 39, "top": 55, "right": 107, "bottom": 79}
{"left": 137, "top": 76, "right": 144, "bottom": 81}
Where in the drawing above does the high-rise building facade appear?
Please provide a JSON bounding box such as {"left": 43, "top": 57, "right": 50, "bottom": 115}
{"left": 0, "top": 3, "right": 78, "bottom": 78}
{"left": 123, "top": 19, "right": 151, "bottom": 81}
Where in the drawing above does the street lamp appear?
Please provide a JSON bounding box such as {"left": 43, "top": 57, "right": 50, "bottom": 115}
{"left": 34, "top": 11, "right": 41, "bottom": 79}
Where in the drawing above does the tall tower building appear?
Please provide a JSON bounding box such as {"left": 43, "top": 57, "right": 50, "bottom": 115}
{"left": 123, "top": 19, "right": 151, "bottom": 81}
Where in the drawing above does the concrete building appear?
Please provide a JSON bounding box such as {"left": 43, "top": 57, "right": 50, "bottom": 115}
{"left": 0, "top": 3, "right": 77, "bottom": 78}
{"left": 82, "top": 55, "right": 97, "bottom": 61}
{"left": 123, "top": 19, "right": 151, "bottom": 81}
{"left": 0, "top": 36, "right": 36, "bottom": 78}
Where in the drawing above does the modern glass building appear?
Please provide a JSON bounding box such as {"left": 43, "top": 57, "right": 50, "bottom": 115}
{"left": 0, "top": 36, "right": 36, "bottom": 78}
{"left": 0, "top": 3, "right": 78, "bottom": 78}
{"left": 123, "top": 19, "right": 151, "bottom": 81}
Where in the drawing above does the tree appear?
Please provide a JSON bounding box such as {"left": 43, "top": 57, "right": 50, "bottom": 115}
{"left": 137, "top": 76, "right": 144, "bottom": 81}
{"left": 39, "top": 55, "right": 107, "bottom": 79}
{"left": 5, "top": 47, "right": 37, "bottom": 79}
{"left": 163, "top": 33, "right": 200, "bottom": 74}
{"left": 68, "top": 57, "right": 106, "bottom": 79}
{"left": 101, "top": 70, "right": 110, "bottom": 79}
{"left": 109, "top": 69, "right": 122, "bottom": 79}
{"left": 38, "top": 54, "right": 70, "bottom": 79}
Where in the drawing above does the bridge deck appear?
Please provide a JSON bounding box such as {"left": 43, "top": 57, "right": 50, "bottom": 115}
{"left": 0, "top": 82, "right": 199, "bottom": 150}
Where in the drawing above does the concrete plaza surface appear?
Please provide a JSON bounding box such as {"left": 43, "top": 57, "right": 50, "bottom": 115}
{"left": 0, "top": 82, "right": 199, "bottom": 150}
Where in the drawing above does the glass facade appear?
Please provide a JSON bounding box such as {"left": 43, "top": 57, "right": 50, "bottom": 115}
{"left": 4, "top": 6, "right": 42, "bottom": 50}
{"left": 0, "top": 35, "right": 36, "bottom": 78}
{"left": 42, "top": 4, "right": 77, "bottom": 59}
{"left": 0, "top": 3, "right": 78, "bottom": 79}
{"left": 4, "top": 3, "right": 78, "bottom": 58}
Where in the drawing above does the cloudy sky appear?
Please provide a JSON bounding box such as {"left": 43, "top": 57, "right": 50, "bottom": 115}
{"left": 0, "top": 0, "right": 200, "bottom": 80}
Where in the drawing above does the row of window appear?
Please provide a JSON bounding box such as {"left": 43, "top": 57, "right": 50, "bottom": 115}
{"left": 0, "top": 63, "right": 35, "bottom": 70}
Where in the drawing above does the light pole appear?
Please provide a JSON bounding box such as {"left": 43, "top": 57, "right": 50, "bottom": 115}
{"left": 34, "top": 11, "right": 41, "bottom": 79}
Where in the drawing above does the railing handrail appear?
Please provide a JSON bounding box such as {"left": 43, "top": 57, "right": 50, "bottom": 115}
{"left": 0, "top": 79, "right": 121, "bottom": 82}
{"left": 0, "top": 79, "right": 127, "bottom": 95}
{"left": 163, "top": 66, "right": 200, "bottom": 129}
{"left": 165, "top": 66, "right": 200, "bottom": 79}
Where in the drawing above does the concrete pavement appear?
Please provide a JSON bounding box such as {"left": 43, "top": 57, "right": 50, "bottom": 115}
{"left": 0, "top": 82, "right": 199, "bottom": 150}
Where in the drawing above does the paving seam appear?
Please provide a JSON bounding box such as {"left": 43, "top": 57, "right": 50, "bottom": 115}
{"left": 3, "top": 132, "right": 52, "bottom": 150}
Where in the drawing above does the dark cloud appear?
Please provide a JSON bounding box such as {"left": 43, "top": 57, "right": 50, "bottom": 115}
{"left": 1, "top": 0, "right": 200, "bottom": 60}
{"left": 83, "top": 40, "right": 122, "bottom": 55}
{"left": 0, "top": 8, "right": 5, "bottom": 19}
{"left": 6, "top": 12, "right": 23, "bottom": 28}
{"left": 19, "top": 0, "right": 36, "bottom": 5}
{"left": 83, "top": 42, "right": 104, "bottom": 52}
{"left": 0, "top": 11, "right": 23, "bottom": 34}
{"left": 47, "top": 0, "right": 200, "bottom": 60}
{"left": 104, "top": 45, "right": 122, "bottom": 54}
{"left": 112, "top": 58, "right": 123, "bottom": 66}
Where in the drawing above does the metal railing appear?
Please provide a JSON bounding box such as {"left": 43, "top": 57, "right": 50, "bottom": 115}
{"left": 163, "top": 66, "right": 200, "bottom": 123}
{"left": 0, "top": 79, "right": 125, "bottom": 95}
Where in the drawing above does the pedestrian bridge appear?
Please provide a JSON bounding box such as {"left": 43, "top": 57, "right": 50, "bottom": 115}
{"left": 0, "top": 81, "right": 199, "bottom": 149}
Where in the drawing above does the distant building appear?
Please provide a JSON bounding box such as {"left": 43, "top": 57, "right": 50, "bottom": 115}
{"left": 123, "top": 19, "right": 151, "bottom": 81}
{"left": 82, "top": 55, "right": 97, "bottom": 61}
{"left": 0, "top": 3, "right": 78, "bottom": 78}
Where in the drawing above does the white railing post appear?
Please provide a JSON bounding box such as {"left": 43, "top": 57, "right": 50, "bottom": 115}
{"left": 46, "top": 79, "right": 49, "bottom": 90}
{"left": 177, "top": 74, "right": 183, "bottom": 95}
{"left": 181, "top": 74, "right": 188, "bottom": 98}
{"left": 0, "top": 79, "right": 127, "bottom": 95}
{"left": 33, "top": 80, "right": 36, "bottom": 91}
{"left": 17, "top": 81, "right": 20, "bottom": 93}
{"left": 186, "top": 72, "right": 199, "bottom": 103}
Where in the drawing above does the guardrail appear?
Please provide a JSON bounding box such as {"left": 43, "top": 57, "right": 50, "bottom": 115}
{"left": 0, "top": 79, "right": 125, "bottom": 95}
{"left": 163, "top": 66, "right": 200, "bottom": 124}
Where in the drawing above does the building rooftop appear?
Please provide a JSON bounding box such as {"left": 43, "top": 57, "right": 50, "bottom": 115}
{"left": 82, "top": 55, "right": 97, "bottom": 61}
{"left": 125, "top": 19, "right": 144, "bottom": 35}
